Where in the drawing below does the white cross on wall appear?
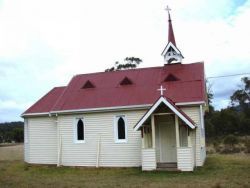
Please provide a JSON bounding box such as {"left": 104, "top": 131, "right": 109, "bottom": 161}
{"left": 157, "top": 85, "right": 166, "bottom": 96}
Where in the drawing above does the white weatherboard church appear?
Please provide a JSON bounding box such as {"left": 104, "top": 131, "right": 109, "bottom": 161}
{"left": 22, "top": 8, "right": 207, "bottom": 171}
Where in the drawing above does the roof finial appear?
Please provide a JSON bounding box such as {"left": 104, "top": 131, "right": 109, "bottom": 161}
{"left": 165, "top": 5, "right": 176, "bottom": 46}
{"left": 165, "top": 5, "right": 171, "bottom": 16}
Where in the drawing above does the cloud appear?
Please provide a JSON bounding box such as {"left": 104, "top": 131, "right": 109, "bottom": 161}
{"left": 0, "top": 0, "right": 250, "bottom": 121}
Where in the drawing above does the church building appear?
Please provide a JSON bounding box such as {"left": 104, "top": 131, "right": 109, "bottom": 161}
{"left": 22, "top": 8, "right": 207, "bottom": 171}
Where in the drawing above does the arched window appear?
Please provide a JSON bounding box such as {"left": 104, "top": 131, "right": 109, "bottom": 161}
{"left": 77, "top": 119, "right": 84, "bottom": 140}
{"left": 114, "top": 116, "right": 127, "bottom": 143}
{"left": 118, "top": 117, "right": 125, "bottom": 139}
{"left": 74, "top": 118, "right": 85, "bottom": 143}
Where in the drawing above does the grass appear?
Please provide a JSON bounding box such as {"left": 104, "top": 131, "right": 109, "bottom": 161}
{"left": 0, "top": 145, "right": 249, "bottom": 188}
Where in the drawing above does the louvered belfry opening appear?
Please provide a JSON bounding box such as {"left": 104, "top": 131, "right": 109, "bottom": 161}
{"left": 120, "top": 76, "right": 133, "bottom": 86}
{"left": 82, "top": 80, "right": 95, "bottom": 89}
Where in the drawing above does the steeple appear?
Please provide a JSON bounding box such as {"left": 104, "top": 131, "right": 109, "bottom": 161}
{"left": 167, "top": 7, "right": 176, "bottom": 46}
{"left": 161, "top": 6, "right": 183, "bottom": 64}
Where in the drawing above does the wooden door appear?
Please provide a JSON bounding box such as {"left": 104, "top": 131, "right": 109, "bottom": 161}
{"left": 159, "top": 122, "right": 177, "bottom": 162}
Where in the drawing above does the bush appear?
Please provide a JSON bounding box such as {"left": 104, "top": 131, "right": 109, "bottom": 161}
{"left": 221, "top": 146, "right": 241, "bottom": 154}
{"left": 243, "top": 138, "right": 250, "bottom": 153}
{"left": 223, "top": 135, "right": 239, "bottom": 147}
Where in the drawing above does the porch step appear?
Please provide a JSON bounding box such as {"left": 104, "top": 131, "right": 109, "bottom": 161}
{"left": 156, "top": 167, "right": 179, "bottom": 171}
{"left": 156, "top": 163, "right": 179, "bottom": 171}
{"left": 157, "top": 162, "right": 177, "bottom": 168}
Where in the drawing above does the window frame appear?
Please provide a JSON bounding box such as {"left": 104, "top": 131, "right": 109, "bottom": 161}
{"left": 74, "top": 117, "right": 85, "bottom": 144}
{"left": 114, "top": 115, "right": 128, "bottom": 143}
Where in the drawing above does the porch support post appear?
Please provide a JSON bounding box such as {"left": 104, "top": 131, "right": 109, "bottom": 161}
{"left": 151, "top": 115, "right": 155, "bottom": 148}
{"left": 142, "top": 127, "right": 145, "bottom": 149}
{"left": 188, "top": 129, "right": 191, "bottom": 147}
{"left": 175, "top": 115, "right": 180, "bottom": 148}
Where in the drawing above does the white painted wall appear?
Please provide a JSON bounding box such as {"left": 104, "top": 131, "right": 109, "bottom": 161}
{"left": 177, "top": 147, "right": 194, "bottom": 171}
{"left": 181, "top": 106, "right": 204, "bottom": 167}
{"left": 24, "top": 118, "right": 29, "bottom": 162}
{"left": 141, "top": 148, "right": 156, "bottom": 171}
{"left": 25, "top": 117, "right": 58, "bottom": 164}
{"left": 58, "top": 110, "right": 146, "bottom": 167}
{"left": 24, "top": 105, "right": 205, "bottom": 169}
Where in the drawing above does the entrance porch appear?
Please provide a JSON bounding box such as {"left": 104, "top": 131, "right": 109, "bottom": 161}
{"left": 134, "top": 97, "right": 196, "bottom": 171}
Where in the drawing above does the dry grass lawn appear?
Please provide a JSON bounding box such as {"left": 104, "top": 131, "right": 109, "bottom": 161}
{"left": 0, "top": 144, "right": 249, "bottom": 188}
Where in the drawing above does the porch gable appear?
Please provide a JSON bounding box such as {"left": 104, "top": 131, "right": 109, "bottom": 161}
{"left": 133, "top": 96, "right": 196, "bottom": 131}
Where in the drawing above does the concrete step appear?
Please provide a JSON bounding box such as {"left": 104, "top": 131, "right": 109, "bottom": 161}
{"left": 157, "top": 162, "right": 177, "bottom": 168}
{"left": 156, "top": 167, "right": 180, "bottom": 172}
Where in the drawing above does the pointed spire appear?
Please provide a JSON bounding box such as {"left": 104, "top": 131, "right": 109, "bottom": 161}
{"left": 168, "top": 13, "right": 176, "bottom": 46}
{"left": 165, "top": 6, "right": 176, "bottom": 46}
{"left": 161, "top": 6, "right": 183, "bottom": 64}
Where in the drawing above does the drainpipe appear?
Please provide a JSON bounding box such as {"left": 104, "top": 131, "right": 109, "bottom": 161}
{"left": 96, "top": 134, "right": 101, "bottom": 168}
{"left": 55, "top": 114, "right": 61, "bottom": 167}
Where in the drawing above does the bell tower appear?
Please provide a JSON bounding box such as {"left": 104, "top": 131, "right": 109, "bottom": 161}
{"left": 161, "top": 6, "right": 183, "bottom": 64}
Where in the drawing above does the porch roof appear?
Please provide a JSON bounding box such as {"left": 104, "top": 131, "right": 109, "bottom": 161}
{"left": 133, "top": 96, "right": 196, "bottom": 131}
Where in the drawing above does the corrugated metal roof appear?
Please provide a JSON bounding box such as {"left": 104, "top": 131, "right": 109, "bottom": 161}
{"left": 23, "top": 62, "right": 206, "bottom": 114}
{"left": 24, "top": 86, "right": 66, "bottom": 114}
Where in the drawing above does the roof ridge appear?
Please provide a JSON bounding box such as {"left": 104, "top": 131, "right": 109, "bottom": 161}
{"left": 74, "top": 62, "right": 204, "bottom": 77}
{"left": 50, "top": 76, "right": 77, "bottom": 111}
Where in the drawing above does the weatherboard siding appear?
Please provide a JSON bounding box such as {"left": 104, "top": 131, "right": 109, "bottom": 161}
{"left": 58, "top": 110, "right": 146, "bottom": 167}
{"left": 24, "top": 118, "right": 29, "bottom": 163}
{"left": 24, "top": 105, "right": 205, "bottom": 168}
{"left": 142, "top": 148, "right": 156, "bottom": 171}
{"left": 180, "top": 106, "right": 203, "bottom": 167}
{"left": 27, "top": 117, "right": 58, "bottom": 164}
{"left": 177, "top": 147, "right": 194, "bottom": 171}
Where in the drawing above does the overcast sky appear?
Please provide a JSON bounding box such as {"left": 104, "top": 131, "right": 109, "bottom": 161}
{"left": 0, "top": 0, "right": 250, "bottom": 122}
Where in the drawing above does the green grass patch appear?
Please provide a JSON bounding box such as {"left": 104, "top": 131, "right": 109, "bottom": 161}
{"left": 0, "top": 145, "right": 249, "bottom": 188}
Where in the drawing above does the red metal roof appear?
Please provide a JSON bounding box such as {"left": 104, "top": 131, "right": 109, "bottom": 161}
{"left": 23, "top": 62, "right": 206, "bottom": 114}
{"left": 24, "top": 87, "right": 66, "bottom": 114}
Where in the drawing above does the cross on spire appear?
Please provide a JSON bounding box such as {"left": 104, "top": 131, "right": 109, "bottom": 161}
{"left": 157, "top": 85, "right": 166, "bottom": 96}
{"left": 165, "top": 5, "right": 171, "bottom": 14}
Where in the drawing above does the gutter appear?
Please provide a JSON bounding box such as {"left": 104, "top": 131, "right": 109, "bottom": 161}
{"left": 21, "top": 101, "right": 206, "bottom": 117}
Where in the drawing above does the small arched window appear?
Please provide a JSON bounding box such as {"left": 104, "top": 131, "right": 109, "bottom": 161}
{"left": 74, "top": 118, "right": 85, "bottom": 143}
{"left": 114, "top": 116, "right": 127, "bottom": 143}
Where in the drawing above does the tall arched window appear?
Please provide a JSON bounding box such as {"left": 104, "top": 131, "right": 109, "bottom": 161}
{"left": 74, "top": 118, "right": 85, "bottom": 143}
{"left": 118, "top": 117, "right": 125, "bottom": 139}
{"left": 114, "top": 116, "right": 127, "bottom": 143}
{"left": 77, "top": 119, "right": 84, "bottom": 140}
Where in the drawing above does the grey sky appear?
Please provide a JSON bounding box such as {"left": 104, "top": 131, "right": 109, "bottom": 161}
{"left": 0, "top": 0, "right": 250, "bottom": 122}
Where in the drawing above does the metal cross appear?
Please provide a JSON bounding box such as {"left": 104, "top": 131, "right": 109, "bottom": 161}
{"left": 157, "top": 85, "right": 166, "bottom": 96}
{"left": 165, "top": 5, "right": 171, "bottom": 14}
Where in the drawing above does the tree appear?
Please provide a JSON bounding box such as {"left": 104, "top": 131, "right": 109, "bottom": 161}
{"left": 0, "top": 121, "right": 24, "bottom": 143}
{"left": 206, "top": 79, "right": 214, "bottom": 113}
{"left": 105, "top": 57, "right": 142, "bottom": 72}
{"left": 205, "top": 76, "right": 250, "bottom": 140}
{"left": 230, "top": 77, "right": 250, "bottom": 108}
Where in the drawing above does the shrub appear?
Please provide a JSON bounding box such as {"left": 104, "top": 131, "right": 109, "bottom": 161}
{"left": 223, "top": 135, "right": 239, "bottom": 147}
{"left": 244, "top": 138, "right": 250, "bottom": 153}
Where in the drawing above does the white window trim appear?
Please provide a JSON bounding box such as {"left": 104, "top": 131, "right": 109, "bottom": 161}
{"left": 114, "top": 115, "right": 128, "bottom": 143}
{"left": 74, "top": 117, "right": 85, "bottom": 144}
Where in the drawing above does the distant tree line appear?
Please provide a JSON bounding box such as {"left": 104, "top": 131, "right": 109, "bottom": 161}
{"left": 0, "top": 121, "right": 24, "bottom": 143}
{"left": 205, "top": 77, "right": 250, "bottom": 139}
